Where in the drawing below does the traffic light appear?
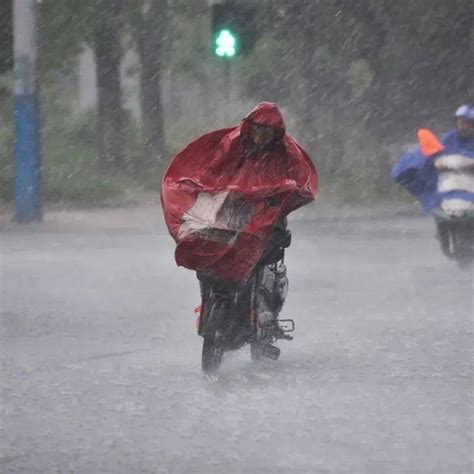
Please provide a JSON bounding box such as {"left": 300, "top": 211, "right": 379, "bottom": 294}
{"left": 211, "top": 1, "right": 259, "bottom": 58}
{"left": 215, "top": 29, "right": 238, "bottom": 58}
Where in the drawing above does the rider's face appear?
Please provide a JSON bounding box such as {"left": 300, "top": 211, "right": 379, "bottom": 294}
{"left": 250, "top": 123, "right": 276, "bottom": 146}
{"left": 457, "top": 117, "right": 474, "bottom": 139}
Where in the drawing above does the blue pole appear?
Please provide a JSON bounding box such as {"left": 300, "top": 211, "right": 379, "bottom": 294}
{"left": 14, "top": 0, "right": 42, "bottom": 222}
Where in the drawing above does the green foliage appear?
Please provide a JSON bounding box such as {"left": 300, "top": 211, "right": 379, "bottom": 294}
{"left": 0, "top": 0, "right": 13, "bottom": 75}
{"left": 235, "top": 32, "right": 289, "bottom": 101}
{"left": 39, "top": 0, "right": 96, "bottom": 73}
{"left": 6, "top": 0, "right": 471, "bottom": 204}
{"left": 348, "top": 60, "right": 374, "bottom": 100}
{"left": 0, "top": 78, "right": 124, "bottom": 204}
{"left": 43, "top": 173, "right": 122, "bottom": 203}
{"left": 40, "top": 90, "right": 126, "bottom": 203}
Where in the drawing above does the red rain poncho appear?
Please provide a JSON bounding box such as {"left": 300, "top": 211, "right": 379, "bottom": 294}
{"left": 161, "top": 102, "right": 318, "bottom": 282}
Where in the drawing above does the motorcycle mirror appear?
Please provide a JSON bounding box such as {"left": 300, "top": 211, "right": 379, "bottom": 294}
{"left": 417, "top": 128, "right": 445, "bottom": 157}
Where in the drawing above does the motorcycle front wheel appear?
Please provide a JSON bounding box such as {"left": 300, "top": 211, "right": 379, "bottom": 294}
{"left": 250, "top": 342, "right": 263, "bottom": 361}
{"left": 202, "top": 330, "right": 223, "bottom": 373}
{"left": 201, "top": 301, "right": 225, "bottom": 373}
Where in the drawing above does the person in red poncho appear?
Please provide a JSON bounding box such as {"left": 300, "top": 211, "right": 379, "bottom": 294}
{"left": 162, "top": 102, "right": 318, "bottom": 329}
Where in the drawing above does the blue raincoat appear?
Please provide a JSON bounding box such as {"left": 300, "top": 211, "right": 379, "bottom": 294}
{"left": 392, "top": 131, "right": 474, "bottom": 212}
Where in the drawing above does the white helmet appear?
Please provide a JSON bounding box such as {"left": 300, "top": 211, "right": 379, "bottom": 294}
{"left": 455, "top": 104, "right": 474, "bottom": 120}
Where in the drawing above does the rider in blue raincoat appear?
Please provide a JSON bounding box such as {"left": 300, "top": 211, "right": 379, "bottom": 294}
{"left": 392, "top": 104, "right": 474, "bottom": 212}
{"left": 442, "top": 105, "right": 474, "bottom": 152}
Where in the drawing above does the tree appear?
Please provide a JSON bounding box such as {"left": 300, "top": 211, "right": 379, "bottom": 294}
{"left": 0, "top": 0, "right": 13, "bottom": 77}
{"left": 39, "top": 0, "right": 127, "bottom": 170}
{"left": 130, "top": 0, "right": 167, "bottom": 165}
{"left": 94, "top": 0, "right": 127, "bottom": 170}
{"left": 348, "top": 0, "right": 392, "bottom": 189}
{"left": 17, "top": 0, "right": 474, "bottom": 194}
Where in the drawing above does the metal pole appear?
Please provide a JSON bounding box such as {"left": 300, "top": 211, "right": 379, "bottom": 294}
{"left": 14, "top": 0, "right": 42, "bottom": 222}
{"left": 224, "top": 59, "right": 230, "bottom": 124}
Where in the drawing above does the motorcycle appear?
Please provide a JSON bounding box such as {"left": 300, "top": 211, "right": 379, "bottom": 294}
{"left": 433, "top": 153, "right": 474, "bottom": 268}
{"left": 392, "top": 129, "right": 474, "bottom": 269}
{"left": 196, "top": 227, "right": 295, "bottom": 373}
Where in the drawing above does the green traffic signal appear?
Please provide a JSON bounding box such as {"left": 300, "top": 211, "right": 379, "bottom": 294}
{"left": 211, "top": 2, "right": 259, "bottom": 57}
{"left": 215, "top": 29, "right": 238, "bottom": 58}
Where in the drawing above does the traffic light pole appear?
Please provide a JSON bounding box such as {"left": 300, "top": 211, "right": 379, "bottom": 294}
{"left": 224, "top": 59, "right": 231, "bottom": 124}
{"left": 13, "top": 0, "right": 42, "bottom": 222}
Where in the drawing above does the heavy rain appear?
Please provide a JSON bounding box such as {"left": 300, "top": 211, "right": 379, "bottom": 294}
{"left": 1, "top": 1, "right": 473, "bottom": 473}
